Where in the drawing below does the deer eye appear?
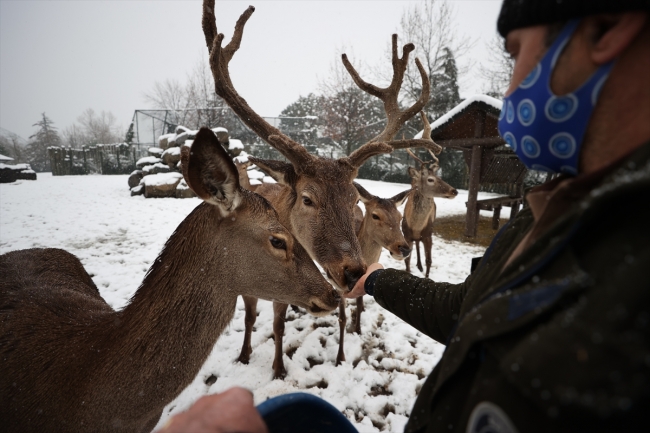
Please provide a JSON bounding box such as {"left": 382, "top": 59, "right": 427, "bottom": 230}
{"left": 302, "top": 196, "right": 313, "bottom": 206}
{"left": 269, "top": 236, "right": 286, "bottom": 250}
{"left": 372, "top": 213, "right": 380, "bottom": 220}
{"left": 427, "top": 178, "right": 435, "bottom": 183}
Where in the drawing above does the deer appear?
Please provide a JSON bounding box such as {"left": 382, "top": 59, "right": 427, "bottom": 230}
{"left": 201, "top": 0, "right": 442, "bottom": 378}
{"left": 0, "top": 128, "right": 340, "bottom": 433}
{"left": 234, "top": 158, "right": 258, "bottom": 192}
{"left": 350, "top": 182, "right": 411, "bottom": 334}
{"left": 402, "top": 113, "right": 459, "bottom": 278}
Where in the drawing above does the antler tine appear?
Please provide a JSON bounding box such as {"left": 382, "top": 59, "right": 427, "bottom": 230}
{"left": 420, "top": 111, "right": 432, "bottom": 140}
{"left": 406, "top": 148, "right": 425, "bottom": 166}
{"left": 343, "top": 33, "right": 432, "bottom": 168}
{"left": 202, "top": 1, "right": 312, "bottom": 168}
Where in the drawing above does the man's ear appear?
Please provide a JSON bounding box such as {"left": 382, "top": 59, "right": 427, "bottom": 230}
{"left": 353, "top": 182, "right": 375, "bottom": 205}
{"left": 588, "top": 12, "right": 647, "bottom": 64}
{"left": 248, "top": 157, "right": 297, "bottom": 187}
{"left": 390, "top": 189, "right": 411, "bottom": 207}
{"left": 183, "top": 127, "right": 242, "bottom": 213}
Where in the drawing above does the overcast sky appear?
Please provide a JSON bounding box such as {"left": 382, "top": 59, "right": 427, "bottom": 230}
{"left": 0, "top": 0, "right": 503, "bottom": 141}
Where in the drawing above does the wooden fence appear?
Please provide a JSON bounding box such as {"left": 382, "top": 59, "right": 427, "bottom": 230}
{"left": 48, "top": 144, "right": 148, "bottom": 176}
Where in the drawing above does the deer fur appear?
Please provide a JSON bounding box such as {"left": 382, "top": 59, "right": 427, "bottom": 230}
{"left": 202, "top": 1, "right": 442, "bottom": 377}
{"left": 0, "top": 128, "right": 339, "bottom": 433}
{"left": 349, "top": 182, "right": 411, "bottom": 334}
{"left": 402, "top": 150, "right": 458, "bottom": 278}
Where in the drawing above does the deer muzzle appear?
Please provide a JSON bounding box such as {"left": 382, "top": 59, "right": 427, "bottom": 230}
{"left": 307, "top": 290, "right": 340, "bottom": 317}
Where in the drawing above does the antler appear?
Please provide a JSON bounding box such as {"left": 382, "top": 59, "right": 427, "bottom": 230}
{"left": 202, "top": 1, "right": 313, "bottom": 168}
{"left": 406, "top": 148, "right": 426, "bottom": 168}
{"left": 343, "top": 36, "right": 441, "bottom": 168}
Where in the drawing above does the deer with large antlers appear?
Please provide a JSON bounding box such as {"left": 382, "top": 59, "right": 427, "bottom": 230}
{"left": 0, "top": 128, "right": 339, "bottom": 433}
{"left": 402, "top": 113, "right": 459, "bottom": 278}
{"left": 350, "top": 182, "right": 411, "bottom": 334}
{"left": 202, "top": 1, "right": 441, "bottom": 377}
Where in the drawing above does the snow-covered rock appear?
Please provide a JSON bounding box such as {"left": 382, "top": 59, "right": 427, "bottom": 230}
{"left": 128, "top": 170, "right": 143, "bottom": 189}
{"left": 142, "top": 162, "right": 171, "bottom": 176}
{"left": 162, "top": 147, "right": 182, "bottom": 166}
{"left": 175, "top": 178, "right": 196, "bottom": 199}
{"left": 142, "top": 172, "right": 183, "bottom": 198}
{"left": 136, "top": 156, "right": 162, "bottom": 168}
{"left": 148, "top": 147, "right": 164, "bottom": 157}
{"left": 0, "top": 163, "right": 37, "bottom": 183}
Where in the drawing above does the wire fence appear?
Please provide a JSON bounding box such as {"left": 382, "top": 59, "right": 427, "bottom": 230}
{"left": 48, "top": 144, "right": 149, "bottom": 176}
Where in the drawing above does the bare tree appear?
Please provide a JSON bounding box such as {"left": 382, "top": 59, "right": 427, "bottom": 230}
{"left": 381, "top": 0, "right": 474, "bottom": 122}
{"left": 479, "top": 34, "right": 515, "bottom": 98}
{"left": 142, "top": 78, "right": 186, "bottom": 112}
{"left": 318, "top": 49, "right": 386, "bottom": 155}
{"left": 61, "top": 124, "right": 85, "bottom": 148}
{"left": 76, "top": 108, "right": 123, "bottom": 145}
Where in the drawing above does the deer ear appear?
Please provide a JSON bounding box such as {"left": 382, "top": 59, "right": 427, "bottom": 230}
{"left": 390, "top": 189, "right": 411, "bottom": 207}
{"left": 249, "top": 157, "right": 296, "bottom": 186}
{"left": 183, "top": 127, "right": 242, "bottom": 213}
{"left": 408, "top": 166, "right": 420, "bottom": 179}
{"left": 353, "top": 182, "right": 375, "bottom": 205}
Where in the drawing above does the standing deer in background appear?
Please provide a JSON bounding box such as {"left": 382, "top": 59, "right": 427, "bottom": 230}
{"left": 234, "top": 158, "right": 257, "bottom": 192}
{"left": 351, "top": 182, "right": 411, "bottom": 334}
{"left": 202, "top": 1, "right": 441, "bottom": 377}
{"left": 403, "top": 113, "right": 458, "bottom": 278}
{"left": 0, "top": 128, "right": 339, "bottom": 433}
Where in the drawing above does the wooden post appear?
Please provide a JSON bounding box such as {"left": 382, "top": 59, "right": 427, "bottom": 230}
{"left": 465, "top": 145, "right": 483, "bottom": 237}
{"left": 83, "top": 146, "right": 88, "bottom": 174}
{"left": 465, "top": 111, "right": 486, "bottom": 238}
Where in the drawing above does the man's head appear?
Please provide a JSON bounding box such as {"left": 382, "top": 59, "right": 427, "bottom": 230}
{"left": 498, "top": 0, "right": 650, "bottom": 173}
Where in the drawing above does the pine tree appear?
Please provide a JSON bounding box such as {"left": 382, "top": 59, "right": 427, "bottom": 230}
{"left": 28, "top": 113, "right": 60, "bottom": 172}
{"left": 125, "top": 122, "right": 135, "bottom": 144}
{"left": 279, "top": 93, "right": 325, "bottom": 150}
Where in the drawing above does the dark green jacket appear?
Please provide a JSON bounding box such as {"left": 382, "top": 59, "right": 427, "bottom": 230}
{"left": 372, "top": 142, "right": 650, "bottom": 433}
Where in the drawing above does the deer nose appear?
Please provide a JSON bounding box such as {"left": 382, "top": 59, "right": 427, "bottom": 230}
{"left": 398, "top": 245, "right": 411, "bottom": 258}
{"left": 343, "top": 266, "right": 365, "bottom": 292}
{"left": 450, "top": 189, "right": 458, "bottom": 196}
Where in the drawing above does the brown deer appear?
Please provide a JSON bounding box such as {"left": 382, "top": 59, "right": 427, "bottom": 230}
{"left": 202, "top": 1, "right": 441, "bottom": 377}
{"left": 0, "top": 128, "right": 340, "bottom": 433}
{"left": 402, "top": 114, "right": 458, "bottom": 278}
{"left": 234, "top": 158, "right": 258, "bottom": 192}
{"left": 350, "top": 182, "right": 411, "bottom": 334}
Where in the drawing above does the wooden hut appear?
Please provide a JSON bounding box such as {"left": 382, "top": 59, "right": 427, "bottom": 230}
{"left": 418, "top": 95, "right": 527, "bottom": 237}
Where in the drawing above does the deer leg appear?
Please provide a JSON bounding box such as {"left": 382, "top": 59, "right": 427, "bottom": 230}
{"left": 237, "top": 296, "right": 258, "bottom": 364}
{"left": 405, "top": 240, "right": 414, "bottom": 273}
{"left": 353, "top": 296, "right": 364, "bottom": 334}
{"left": 416, "top": 240, "right": 424, "bottom": 272}
{"left": 336, "top": 299, "right": 346, "bottom": 365}
{"left": 272, "top": 302, "right": 289, "bottom": 379}
{"left": 423, "top": 236, "right": 433, "bottom": 278}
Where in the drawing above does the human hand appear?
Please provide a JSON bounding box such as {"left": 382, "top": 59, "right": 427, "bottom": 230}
{"left": 344, "top": 262, "right": 384, "bottom": 299}
{"left": 157, "top": 387, "right": 268, "bottom": 433}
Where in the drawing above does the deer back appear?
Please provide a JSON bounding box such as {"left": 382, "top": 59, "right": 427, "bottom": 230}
{"left": 0, "top": 128, "right": 338, "bottom": 433}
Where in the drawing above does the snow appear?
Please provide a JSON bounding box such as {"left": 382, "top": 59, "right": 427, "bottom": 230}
{"left": 212, "top": 127, "right": 228, "bottom": 134}
{"left": 142, "top": 163, "right": 170, "bottom": 175}
{"left": 141, "top": 172, "right": 183, "bottom": 186}
{"left": 0, "top": 174, "right": 502, "bottom": 432}
{"left": 0, "top": 154, "right": 14, "bottom": 161}
{"left": 136, "top": 156, "right": 162, "bottom": 166}
{"left": 415, "top": 94, "right": 504, "bottom": 138}
{"left": 229, "top": 139, "right": 244, "bottom": 150}
{"left": 148, "top": 147, "right": 164, "bottom": 156}
{"left": 162, "top": 147, "right": 181, "bottom": 157}
{"left": 0, "top": 163, "right": 31, "bottom": 170}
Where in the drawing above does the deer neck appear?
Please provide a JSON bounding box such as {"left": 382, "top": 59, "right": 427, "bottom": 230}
{"left": 357, "top": 217, "right": 383, "bottom": 264}
{"left": 405, "top": 188, "right": 436, "bottom": 231}
{"left": 91, "top": 203, "right": 238, "bottom": 414}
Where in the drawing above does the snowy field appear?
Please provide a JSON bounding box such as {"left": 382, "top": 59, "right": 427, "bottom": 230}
{"left": 0, "top": 174, "right": 497, "bottom": 432}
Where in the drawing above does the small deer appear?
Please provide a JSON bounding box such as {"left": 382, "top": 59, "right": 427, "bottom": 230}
{"left": 0, "top": 128, "right": 339, "bottom": 433}
{"left": 402, "top": 114, "right": 458, "bottom": 278}
{"left": 349, "top": 182, "right": 411, "bottom": 334}
{"left": 203, "top": 1, "right": 441, "bottom": 377}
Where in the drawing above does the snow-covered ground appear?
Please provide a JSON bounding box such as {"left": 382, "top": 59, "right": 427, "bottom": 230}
{"left": 0, "top": 174, "right": 497, "bottom": 432}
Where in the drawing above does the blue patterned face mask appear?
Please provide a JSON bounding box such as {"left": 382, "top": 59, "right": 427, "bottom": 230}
{"left": 498, "top": 20, "right": 614, "bottom": 175}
